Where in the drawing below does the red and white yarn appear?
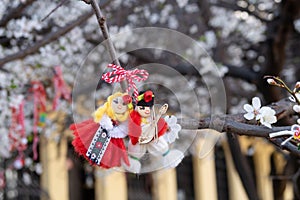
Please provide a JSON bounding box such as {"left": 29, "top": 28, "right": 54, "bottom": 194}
{"left": 8, "top": 100, "right": 26, "bottom": 152}
{"left": 102, "top": 64, "right": 149, "bottom": 101}
{"left": 52, "top": 66, "right": 71, "bottom": 110}
{"left": 31, "top": 81, "right": 47, "bottom": 160}
{"left": 8, "top": 99, "right": 27, "bottom": 169}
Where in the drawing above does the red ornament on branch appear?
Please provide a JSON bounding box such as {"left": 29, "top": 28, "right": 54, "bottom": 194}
{"left": 52, "top": 66, "right": 71, "bottom": 110}
{"left": 30, "top": 81, "right": 47, "bottom": 160}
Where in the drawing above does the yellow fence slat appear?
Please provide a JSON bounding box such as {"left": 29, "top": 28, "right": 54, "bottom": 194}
{"left": 152, "top": 168, "right": 177, "bottom": 200}
{"left": 94, "top": 169, "right": 127, "bottom": 200}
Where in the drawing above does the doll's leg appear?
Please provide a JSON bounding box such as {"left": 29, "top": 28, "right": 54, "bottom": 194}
{"left": 123, "top": 141, "right": 146, "bottom": 173}
{"left": 148, "top": 137, "right": 184, "bottom": 169}
{"left": 147, "top": 137, "right": 169, "bottom": 157}
{"left": 128, "top": 140, "right": 146, "bottom": 159}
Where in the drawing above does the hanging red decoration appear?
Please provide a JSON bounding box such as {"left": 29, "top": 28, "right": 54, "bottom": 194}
{"left": 52, "top": 66, "right": 71, "bottom": 110}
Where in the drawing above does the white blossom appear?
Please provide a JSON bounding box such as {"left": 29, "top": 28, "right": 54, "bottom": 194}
{"left": 244, "top": 97, "right": 277, "bottom": 128}
{"left": 0, "top": 129, "right": 10, "bottom": 158}
{"left": 168, "top": 15, "right": 179, "bottom": 29}
{"left": 176, "top": 0, "right": 189, "bottom": 8}
{"left": 13, "top": 157, "right": 24, "bottom": 169}
{"left": 293, "top": 105, "right": 300, "bottom": 113}
{"left": 294, "top": 19, "right": 300, "bottom": 33}
{"left": 149, "top": 13, "right": 160, "bottom": 24}
{"left": 35, "top": 163, "right": 43, "bottom": 175}
{"left": 256, "top": 107, "right": 277, "bottom": 129}
{"left": 243, "top": 97, "right": 261, "bottom": 120}
{"left": 160, "top": 5, "right": 173, "bottom": 24}
{"left": 204, "top": 31, "right": 217, "bottom": 49}
{"left": 185, "top": 4, "right": 199, "bottom": 13}
{"left": 22, "top": 172, "right": 32, "bottom": 185}
{"left": 9, "top": 94, "right": 24, "bottom": 109}
{"left": 189, "top": 24, "right": 198, "bottom": 34}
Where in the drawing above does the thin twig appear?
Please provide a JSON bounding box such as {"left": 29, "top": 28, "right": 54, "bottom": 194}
{"left": 41, "top": 0, "right": 70, "bottom": 22}
{"left": 87, "top": 0, "right": 128, "bottom": 92}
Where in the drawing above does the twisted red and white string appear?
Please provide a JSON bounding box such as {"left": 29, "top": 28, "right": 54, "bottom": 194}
{"left": 8, "top": 100, "right": 26, "bottom": 152}
{"left": 102, "top": 64, "right": 149, "bottom": 100}
{"left": 31, "top": 81, "right": 47, "bottom": 160}
{"left": 52, "top": 66, "right": 71, "bottom": 110}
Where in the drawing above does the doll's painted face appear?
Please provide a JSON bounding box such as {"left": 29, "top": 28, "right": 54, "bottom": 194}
{"left": 136, "top": 106, "right": 151, "bottom": 118}
{"left": 111, "top": 96, "right": 127, "bottom": 114}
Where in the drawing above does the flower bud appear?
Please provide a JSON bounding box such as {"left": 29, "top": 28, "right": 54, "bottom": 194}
{"left": 267, "top": 78, "right": 276, "bottom": 85}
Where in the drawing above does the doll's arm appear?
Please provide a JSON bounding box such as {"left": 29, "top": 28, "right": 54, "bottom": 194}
{"left": 99, "top": 114, "right": 114, "bottom": 131}
{"left": 109, "top": 122, "right": 128, "bottom": 138}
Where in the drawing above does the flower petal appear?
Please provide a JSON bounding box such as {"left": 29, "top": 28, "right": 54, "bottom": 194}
{"left": 293, "top": 105, "right": 300, "bottom": 113}
{"left": 256, "top": 113, "right": 262, "bottom": 120}
{"left": 261, "top": 121, "right": 272, "bottom": 129}
{"left": 291, "top": 124, "right": 300, "bottom": 131}
{"left": 266, "top": 116, "right": 277, "bottom": 124}
{"left": 243, "top": 104, "right": 254, "bottom": 112}
{"left": 289, "top": 96, "right": 296, "bottom": 102}
{"left": 244, "top": 112, "right": 254, "bottom": 120}
{"left": 259, "top": 106, "right": 276, "bottom": 115}
{"left": 296, "top": 93, "right": 300, "bottom": 102}
{"left": 252, "top": 97, "right": 261, "bottom": 110}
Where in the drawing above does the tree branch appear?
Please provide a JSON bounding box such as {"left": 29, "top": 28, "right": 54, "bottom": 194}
{"left": 0, "top": 0, "right": 112, "bottom": 69}
{"left": 0, "top": 11, "right": 92, "bottom": 68}
{"left": 0, "top": 0, "right": 37, "bottom": 27}
{"left": 224, "top": 64, "right": 259, "bottom": 83}
{"left": 87, "top": 0, "right": 127, "bottom": 91}
{"left": 179, "top": 98, "right": 300, "bottom": 156}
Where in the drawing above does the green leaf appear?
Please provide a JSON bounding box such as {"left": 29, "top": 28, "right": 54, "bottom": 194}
{"left": 35, "top": 63, "right": 43, "bottom": 68}
{"left": 27, "top": 135, "right": 33, "bottom": 143}
{"left": 199, "top": 35, "right": 206, "bottom": 42}
{"left": 59, "top": 46, "right": 66, "bottom": 51}
{"left": 10, "top": 79, "right": 17, "bottom": 89}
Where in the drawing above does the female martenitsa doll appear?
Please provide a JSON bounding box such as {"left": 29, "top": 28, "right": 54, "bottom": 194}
{"left": 70, "top": 92, "right": 132, "bottom": 169}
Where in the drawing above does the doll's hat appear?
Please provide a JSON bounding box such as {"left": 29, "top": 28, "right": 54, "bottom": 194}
{"left": 137, "top": 90, "right": 154, "bottom": 107}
